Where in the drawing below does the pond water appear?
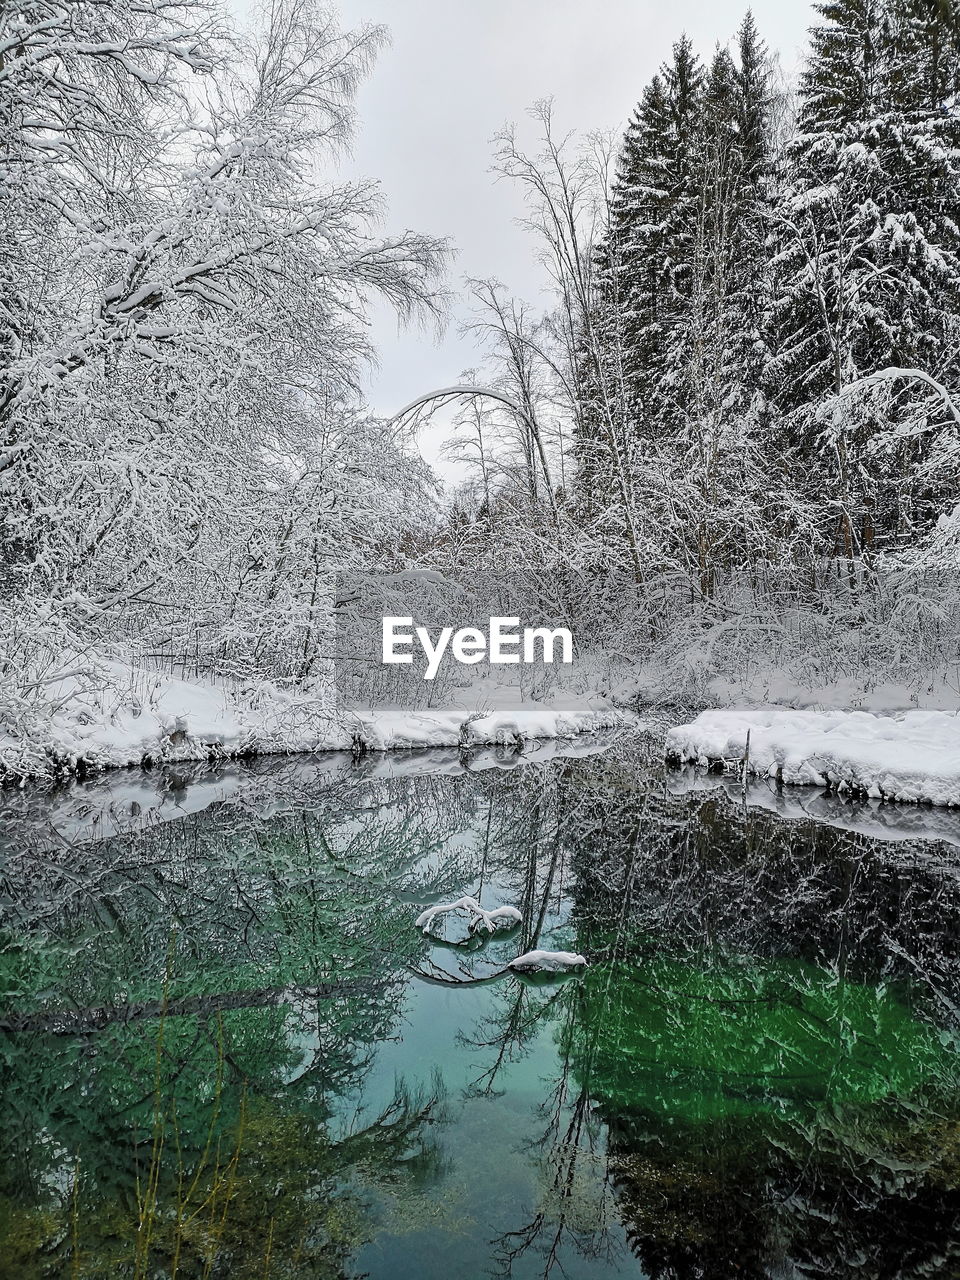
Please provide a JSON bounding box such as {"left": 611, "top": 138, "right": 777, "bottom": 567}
{"left": 1, "top": 734, "right": 960, "bottom": 1278}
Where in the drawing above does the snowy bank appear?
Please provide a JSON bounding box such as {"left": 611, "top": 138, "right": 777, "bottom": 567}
{"left": 347, "top": 689, "right": 624, "bottom": 751}
{"left": 0, "top": 655, "right": 626, "bottom": 782}
{"left": 0, "top": 658, "right": 348, "bottom": 780}
{"left": 666, "top": 706, "right": 960, "bottom": 807}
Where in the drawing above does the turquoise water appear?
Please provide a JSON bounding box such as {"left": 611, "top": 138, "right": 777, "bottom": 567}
{"left": 351, "top": 976, "right": 630, "bottom": 1279}
{"left": 1, "top": 743, "right": 959, "bottom": 1277}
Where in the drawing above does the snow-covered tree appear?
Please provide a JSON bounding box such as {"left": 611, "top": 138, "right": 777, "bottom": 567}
{"left": 768, "top": 0, "right": 960, "bottom": 556}
{"left": 1, "top": 0, "right": 446, "bottom": 685}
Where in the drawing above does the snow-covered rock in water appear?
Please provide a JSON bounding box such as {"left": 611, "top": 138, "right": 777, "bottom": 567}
{"left": 667, "top": 706, "right": 960, "bottom": 807}
{"left": 415, "top": 896, "right": 522, "bottom": 936}
{"left": 508, "top": 949, "right": 587, "bottom": 972}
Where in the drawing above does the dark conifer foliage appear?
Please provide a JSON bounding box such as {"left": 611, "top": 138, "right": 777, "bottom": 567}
{"left": 581, "top": 0, "right": 960, "bottom": 572}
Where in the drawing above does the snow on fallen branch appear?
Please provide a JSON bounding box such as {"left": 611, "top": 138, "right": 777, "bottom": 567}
{"left": 414, "top": 895, "right": 522, "bottom": 936}
{"left": 413, "top": 900, "right": 589, "bottom": 973}
{"left": 507, "top": 950, "right": 587, "bottom": 972}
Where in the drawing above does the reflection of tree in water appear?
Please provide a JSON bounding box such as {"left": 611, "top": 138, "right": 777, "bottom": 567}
{"left": 416, "top": 748, "right": 960, "bottom": 1277}
{"left": 485, "top": 986, "right": 625, "bottom": 1280}
{"left": 0, "top": 767, "right": 481, "bottom": 1277}
{"left": 1, "top": 1003, "right": 447, "bottom": 1278}
{"left": 560, "top": 753, "right": 960, "bottom": 1279}
{"left": 602, "top": 1107, "right": 960, "bottom": 1279}
{"left": 3, "top": 745, "right": 960, "bottom": 1278}
{"left": 435, "top": 760, "right": 635, "bottom": 1278}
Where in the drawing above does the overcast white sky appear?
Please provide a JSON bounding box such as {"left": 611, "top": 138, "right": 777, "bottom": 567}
{"left": 229, "top": 0, "right": 814, "bottom": 473}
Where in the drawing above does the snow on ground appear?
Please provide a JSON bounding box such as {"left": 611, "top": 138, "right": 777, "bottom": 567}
{"left": 0, "top": 658, "right": 347, "bottom": 780}
{"left": 611, "top": 651, "right": 960, "bottom": 717}
{"left": 704, "top": 672, "right": 960, "bottom": 716}
{"left": 0, "top": 654, "right": 627, "bottom": 782}
{"left": 347, "top": 683, "right": 624, "bottom": 750}
{"left": 667, "top": 706, "right": 960, "bottom": 807}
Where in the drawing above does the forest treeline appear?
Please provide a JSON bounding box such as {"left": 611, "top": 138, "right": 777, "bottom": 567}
{"left": 2, "top": 0, "right": 959, "bottom": 715}
{"left": 434, "top": 0, "right": 960, "bottom": 696}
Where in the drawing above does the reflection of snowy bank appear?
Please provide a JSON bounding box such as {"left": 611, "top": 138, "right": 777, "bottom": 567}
{"left": 353, "top": 730, "right": 620, "bottom": 778}
{"left": 668, "top": 706, "right": 960, "bottom": 809}
{"left": 0, "top": 732, "right": 627, "bottom": 855}
{"left": 668, "top": 770, "right": 960, "bottom": 850}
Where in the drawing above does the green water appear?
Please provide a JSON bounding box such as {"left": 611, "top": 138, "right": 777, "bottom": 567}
{"left": 1, "top": 742, "right": 959, "bottom": 1278}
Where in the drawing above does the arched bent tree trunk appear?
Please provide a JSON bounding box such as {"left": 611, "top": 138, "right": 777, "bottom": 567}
{"left": 391, "top": 386, "right": 559, "bottom": 524}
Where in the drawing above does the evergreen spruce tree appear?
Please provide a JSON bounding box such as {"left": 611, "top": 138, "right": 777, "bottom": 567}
{"left": 604, "top": 38, "right": 707, "bottom": 440}
{"left": 593, "top": 19, "right": 779, "bottom": 595}
{"left": 768, "top": 0, "right": 960, "bottom": 551}
{"left": 606, "top": 72, "right": 675, "bottom": 435}
{"left": 606, "top": 21, "right": 776, "bottom": 442}
{"left": 731, "top": 12, "right": 777, "bottom": 405}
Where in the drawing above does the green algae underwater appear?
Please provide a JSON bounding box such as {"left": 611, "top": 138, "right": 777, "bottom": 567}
{"left": 572, "top": 950, "right": 960, "bottom": 1122}
{"left": 1, "top": 743, "right": 960, "bottom": 1278}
